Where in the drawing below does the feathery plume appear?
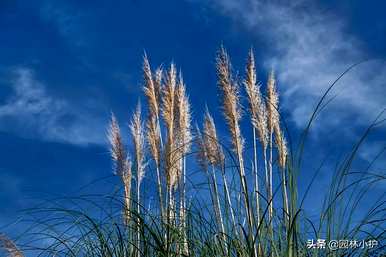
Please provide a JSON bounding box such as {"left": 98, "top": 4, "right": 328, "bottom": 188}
{"left": 203, "top": 110, "right": 224, "bottom": 167}
{"left": 275, "top": 128, "right": 288, "bottom": 169}
{"left": 108, "top": 113, "right": 132, "bottom": 224}
{"left": 216, "top": 47, "right": 255, "bottom": 254}
{"left": 266, "top": 70, "right": 279, "bottom": 133}
{"left": 0, "top": 235, "right": 24, "bottom": 257}
{"left": 130, "top": 103, "right": 146, "bottom": 185}
{"left": 154, "top": 66, "right": 163, "bottom": 106}
{"left": 108, "top": 113, "right": 126, "bottom": 176}
{"left": 146, "top": 117, "right": 161, "bottom": 166}
{"left": 216, "top": 47, "right": 244, "bottom": 154}
{"left": 130, "top": 103, "right": 146, "bottom": 257}
{"left": 244, "top": 49, "right": 268, "bottom": 149}
{"left": 162, "top": 63, "right": 178, "bottom": 189}
{"left": 195, "top": 126, "right": 209, "bottom": 171}
{"left": 175, "top": 73, "right": 192, "bottom": 156}
{"left": 143, "top": 54, "right": 161, "bottom": 119}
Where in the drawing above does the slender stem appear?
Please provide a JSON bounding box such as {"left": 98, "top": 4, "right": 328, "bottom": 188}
{"left": 180, "top": 156, "right": 188, "bottom": 255}
{"left": 137, "top": 179, "right": 141, "bottom": 257}
{"left": 211, "top": 165, "right": 227, "bottom": 255}
{"left": 253, "top": 128, "right": 261, "bottom": 225}
{"left": 155, "top": 165, "right": 165, "bottom": 221}
{"left": 221, "top": 163, "right": 237, "bottom": 236}
{"left": 234, "top": 133, "right": 256, "bottom": 256}
{"left": 268, "top": 130, "right": 273, "bottom": 221}
{"left": 268, "top": 130, "right": 274, "bottom": 257}
{"left": 281, "top": 166, "right": 289, "bottom": 228}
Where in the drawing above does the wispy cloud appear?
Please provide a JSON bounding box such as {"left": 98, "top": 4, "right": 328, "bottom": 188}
{"left": 39, "top": 2, "right": 86, "bottom": 47}
{"left": 197, "top": 0, "right": 386, "bottom": 131}
{"left": 0, "top": 68, "right": 107, "bottom": 145}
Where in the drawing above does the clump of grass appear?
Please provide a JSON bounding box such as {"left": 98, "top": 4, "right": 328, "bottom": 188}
{"left": 3, "top": 47, "right": 385, "bottom": 257}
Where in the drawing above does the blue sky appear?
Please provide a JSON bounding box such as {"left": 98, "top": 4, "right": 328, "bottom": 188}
{"left": 0, "top": 0, "right": 385, "bottom": 243}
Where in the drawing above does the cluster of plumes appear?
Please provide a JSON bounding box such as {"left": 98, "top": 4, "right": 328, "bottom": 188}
{"left": 0, "top": 234, "right": 24, "bottom": 257}
{"left": 216, "top": 47, "right": 244, "bottom": 155}
{"left": 107, "top": 49, "right": 288, "bottom": 252}
{"left": 145, "top": 57, "right": 192, "bottom": 190}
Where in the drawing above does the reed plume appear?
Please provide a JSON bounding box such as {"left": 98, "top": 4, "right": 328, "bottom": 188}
{"left": 143, "top": 54, "right": 160, "bottom": 118}
{"left": 266, "top": 70, "right": 279, "bottom": 221}
{"left": 216, "top": 47, "right": 243, "bottom": 154}
{"left": 203, "top": 111, "right": 230, "bottom": 253}
{"left": 243, "top": 50, "right": 268, "bottom": 255}
{"left": 161, "top": 63, "right": 178, "bottom": 230}
{"left": 274, "top": 114, "right": 289, "bottom": 225}
{"left": 175, "top": 73, "right": 192, "bottom": 157}
{"left": 216, "top": 47, "right": 256, "bottom": 256}
{"left": 244, "top": 49, "right": 268, "bottom": 149}
{"left": 130, "top": 103, "right": 145, "bottom": 257}
{"left": 143, "top": 55, "right": 165, "bottom": 219}
{"left": 244, "top": 49, "right": 268, "bottom": 228}
{"left": 203, "top": 110, "right": 224, "bottom": 167}
{"left": 175, "top": 72, "right": 192, "bottom": 255}
{"left": 130, "top": 103, "right": 146, "bottom": 186}
{"left": 108, "top": 113, "right": 132, "bottom": 224}
{"left": 109, "top": 113, "right": 127, "bottom": 176}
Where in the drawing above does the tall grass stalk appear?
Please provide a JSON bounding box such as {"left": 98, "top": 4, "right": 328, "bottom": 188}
{"left": 216, "top": 47, "right": 257, "bottom": 256}
{"left": 4, "top": 50, "right": 385, "bottom": 257}
{"left": 108, "top": 114, "right": 133, "bottom": 225}
{"left": 130, "top": 103, "right": 146, "bottom": 257}
{"left": 143, "top": 55, "right": 165, "bottom": 220}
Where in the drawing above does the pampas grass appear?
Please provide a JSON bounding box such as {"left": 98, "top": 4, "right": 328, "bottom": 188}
{"left": 244, "top": 49, "right": 268, "bottom": 229}
{"left": 175, "top": 73, "right": 192, "bottom": 255}
{"left": 130, "top": 103, "right": 145, "bottom": 257}
{"left": 7, "top": 47, "right": 386, "bottom": 257}
{"left": 216, "top": 46, "right": 257, "bottom": 256}
{"left": 143, "top": 55, "right": 165, "bottom": 220}
{"left": 108, "top": 113, "right": 132, "bottom": 224}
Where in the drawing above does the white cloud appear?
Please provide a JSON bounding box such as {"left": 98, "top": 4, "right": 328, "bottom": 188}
{"left": 197, "top": 0, "right": 386, "bottom": 131}
{"left": 0, "top": 68, "right": 107, "bottom": 145}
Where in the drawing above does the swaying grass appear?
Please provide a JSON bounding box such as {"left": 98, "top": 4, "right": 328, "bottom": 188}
{"left": 1, "top": 48, "right": 385, "bottom": 257}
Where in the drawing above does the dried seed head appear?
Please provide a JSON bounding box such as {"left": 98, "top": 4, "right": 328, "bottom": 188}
{"left": 143, "top": 54, "right": 158, "bottom": 117}
{"left": 203, "top": 110, "right": 224, "bottom": 167}
{"left": 130, "top": 103, "right": 146, "bottom": 185}
{"left": 175, "top": 73, "right": 192, "bottom": 154}
{"left": 162, "top": 63, "right": 178, "bottom": 188}
{"left": 195, "top": 126, "right": 209, "bottom": 171}
{"left": 266, "top": 70, "right": 279, "bottom": 133}
{"left": 0, "top": 234, "right": 24, "bottom": 257}
{"left": 244, "top": 49, "right": 268, "bottom": 149}
{"left": 146, "top": 116, "right": 161, "bottom": 166}
{"left": 162, "top": 63, "right": 177, "bottom": 135}
{"left": 108, "top": 113, "right": 127, "bottom": 176}
{"left": 153, "top": 66, "right": 163, "bottom": 106}
{"left": 216, "top": 47, "right": 244, "bottom": 154}
{"left": 275, "top": 129, "right": 288, "bottom": 169}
